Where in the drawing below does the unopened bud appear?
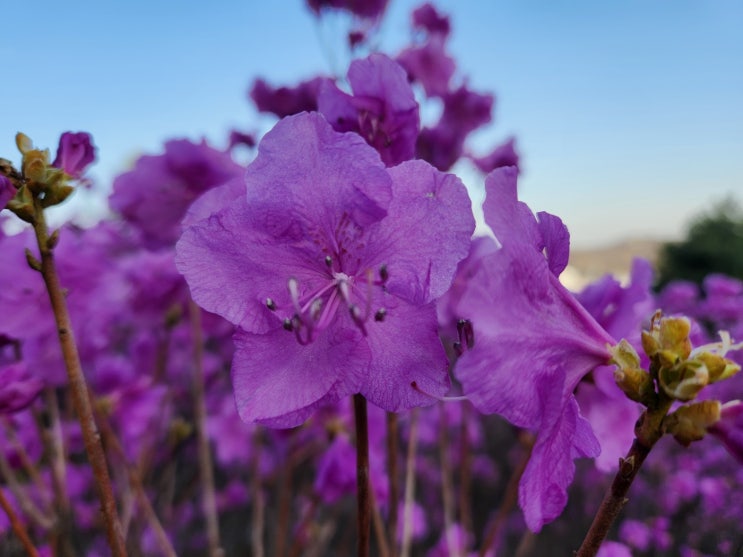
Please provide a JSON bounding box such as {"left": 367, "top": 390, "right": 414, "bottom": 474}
{"left": 659, "top": 359, "right": 709, "bottom": 401}
{"left": 614, "top": 366, "right": 655, "bottom": 405}
{"left": 663, "top": 400, "right": 721, "bottom": 447}
{"left": 15, "top": 132, "right": 33, "bottom": 154}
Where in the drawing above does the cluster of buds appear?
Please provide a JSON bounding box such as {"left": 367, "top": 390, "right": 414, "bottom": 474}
{"left": 1, "top": 132, "right": 95, "bottom": 222}
{"left": 610, "top": 311, "right": 742, "bottom": 447}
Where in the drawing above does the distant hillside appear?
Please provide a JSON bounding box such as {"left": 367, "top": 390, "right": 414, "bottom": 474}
{"left": 562, "top": 238, "right": 665, "bottom": 290}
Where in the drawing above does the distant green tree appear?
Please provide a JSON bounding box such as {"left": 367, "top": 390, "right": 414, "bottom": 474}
{"left": 655, "top": 197, "right": 743, "bottom": 289}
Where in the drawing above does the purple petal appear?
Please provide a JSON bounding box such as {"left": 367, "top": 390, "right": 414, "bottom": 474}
{"left": 0, "top": 176, "right": 14, "bottom": 209}
{"left": 519, "top": 394, "right": 600, "bottom": 531}
{"left": 536, "top": 210, "right": 570, "bottom": 277}
{"left": 361, "top": 299, "right": 449, "bottom": 411}
{"left": 231, "top": 324, "right": 368, "bottom": 427}
{"left": 364, "top": 160, "right": 475, "bottom": 304}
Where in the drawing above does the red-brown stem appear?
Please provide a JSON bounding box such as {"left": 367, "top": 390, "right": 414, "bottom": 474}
{"left": 274, "top": 434, "right": 295, "bottom": 557}
{"left": 0, "top": 447, "right": 54, "bottom": 531}
{"left": 478, "top": 432, "right": 534, "bottom": 557}
{"left": 93, "top": 396, "right": 178, "bottom": 557}
{"left": 30, "top": 201, "right": 127, "bottom": 557}
{"left": 42, "top": 389, "right": 76, "bottom": 557}
{"left": 370, "top": 481, "right": 391, "bottom": 557}
{"left": 458, "top": 402, "right": 473, "bottom": 537}
{"left": 438, "top": 403, "right": 458, "bottom": 556}
{"left": 287, "top": 496, "right": 319, "bottom": 557}
{"left": 354, "top": 394, "right": 371, "bottom": 557}
{"left": 250, "top": 427, "right": 265, "bottom": 557}
{"left": 3, "top": 418, "right": 49, "bottom": 506}
{"left": 0, "top": 487, "right": 40, "bottom": 557}
{"left": 385, "top": 412, "right": 399, "bottom": 557}
{"left": 576, "top": 397, "right": 673, "bottom": 557}
{"left": 188, "top": 300, "right": 223, "bottom": 557}
{"left": 575, "top": 438, "right": 651, "bottom": 557}
{"left": 399, "top": 408, "right": 419, "bottom": 557}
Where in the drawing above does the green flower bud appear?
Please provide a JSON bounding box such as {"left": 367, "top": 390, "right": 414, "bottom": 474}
{"left": 663, "top": 400, "right": 721, "bottom": 447}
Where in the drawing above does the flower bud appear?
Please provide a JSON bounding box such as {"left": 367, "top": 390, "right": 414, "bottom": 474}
{"left": 659, "top": 359, "right": 709, "bottom": 401}
{"left": 15, "top": 132, "right": 33, "bottom": 154}
{"left": 52, "top": 131, "right": 96, "bottom": 178}
{"left": 663, "top": 400, "right": 721, "bottom": 446}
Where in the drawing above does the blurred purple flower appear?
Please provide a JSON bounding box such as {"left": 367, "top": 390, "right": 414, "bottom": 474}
{"left": 397, "top": 38, "right": 455, "bottom": 98}
{"left": 0, "top": 176, "right": 14, "bottom": 209}
{"left": 306, "top": 0, "right": 389, "bottom": 20}
{"left": 411, "top": 3, "right": 450, "bottom": 37}
{"left": 709, "top": 400, "right": 743, "bottom": 464}
{"left": 51, "top": 131, "right": 96, "bottom": 178}
{"left": 0, "top": 362, "right": 43, "bottom": 414}
{"left": 177, "top": 112, "right": 473, "bottom": 427}
{"left": 452, "top": 167, "right": 615, "bottom": 531}
{"left": 110, "top": 139, "right": 242, "bottom": 249}
{"left": 319, "top": 53, "right": 420, "bottom": 166}
{"left": 250, "top": 77, "right": 323, "bottom": 118}
{"left": 469, "top": 137, "right": 520, "bottom": 174}
{"left": 417, "top": 85, "right": 493, "bottom": 171}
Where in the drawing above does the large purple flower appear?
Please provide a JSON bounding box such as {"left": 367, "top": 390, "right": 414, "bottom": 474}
{"left": 177, "top": 112, "right": 474, "bottom": 427}
{"left": 451, "top": 167, "right": 615, "bottom": 531}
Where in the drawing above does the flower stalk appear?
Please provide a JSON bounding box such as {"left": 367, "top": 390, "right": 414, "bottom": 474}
{"left": 354, "top": 393, "right": 371, "bottom": 557}
{"left": 0, "top": 486, "right": 40, "bottom": 557}
{"left": 29, "top": 196, "right": 127, "bottom": 557}
{"left": 575, "top": 395, "right": 673, "bottom": 557}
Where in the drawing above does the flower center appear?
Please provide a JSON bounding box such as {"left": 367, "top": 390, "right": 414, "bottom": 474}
{"left": 268, "top": 257, "right": 389, "bottom": 345}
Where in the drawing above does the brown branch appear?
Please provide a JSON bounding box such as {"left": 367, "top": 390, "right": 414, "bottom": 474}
{"left": 30, "top": 200, "right": 127, "bottom": 557}
{"left": 0, "top": 487, "right": 41, "bottom": 557}
{"left": 354, "top": 394, "right": 371, "bottom": 557}
{"left": 188, "top": 300, "right": 223, "bottom": 557}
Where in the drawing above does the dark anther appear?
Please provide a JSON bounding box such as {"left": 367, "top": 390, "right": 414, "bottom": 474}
{"left": 325, "top": 256, "right": 333, "bottom": 267}
{"left": 457, "top": 319, "right": 475, "bottom": 349}
{"left": 266, "top": 298, "right": 277, "bottom": 311}
{"left": 374, "top": 308, "right": 387, "bottom": 322}
{"left": 282, "top": 318, "right": 294, "bottom": 332}
{"left": 452, "top": 341, "right": 463, "bottom": 357}
{"left": 379, "top": 264, "right": 389, "bottom": 283}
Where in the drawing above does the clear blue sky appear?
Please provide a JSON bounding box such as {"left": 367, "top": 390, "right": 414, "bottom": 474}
{"left": 2, "top": 0, "right": 742, "bottom": 247}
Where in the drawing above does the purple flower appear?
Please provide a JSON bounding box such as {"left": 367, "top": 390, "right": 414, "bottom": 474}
{"left": 469, "top": 137, "right": 520, "bottom": 174}
{"left": 451, "top": 167, "right": 615, "bottom": 531}
{"left": 110, "top": 138, "right": 242, "bottom": 249}
{"left": 411, "top": 3, "right": 451, "bottom": 38}
{"left": 0, "top": 362, "right": 43, "bottom": 414}
{"left": 177, "top": 112, "right": 474, "bottom": 427}
{"left": 51, "top": 131, "right": 96, "bottom": 178}
{"left": 306, "top": 0, "right": 389, "bottom": 20}
{"left": 319, "top": 54, "right": 420, "bottom": 166}
{"left": 396, "top": 38, "right": 455, "bottom": 98}
{"left": 709, "top": 400, "right": 743, "bottom": 464}
{"left": 250, "top": 77, "right": 323, "bottom": 118}
{"left": 417, "top": 85, "right": 493, "bottom": 171}
{"left": 0, "top": 176, "right": 14, "bottom": 209}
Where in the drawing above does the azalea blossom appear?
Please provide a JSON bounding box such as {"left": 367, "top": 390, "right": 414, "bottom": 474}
{"left": 318, "top": 53, "right": 420, "bottom": 167}
{"left": 451, "top": 166, "right": 616, "bottom": 531}
{"left": 177, "top": 112, "right": 474, "bottom": 427}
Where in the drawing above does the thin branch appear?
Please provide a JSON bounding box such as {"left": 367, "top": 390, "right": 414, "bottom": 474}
{"left": 354, "top": 394, "right": 370, "bottom": 557}
{"left": 188, "top": 300, "right": 223, "bottom": 557}
{"left": 0, "top": 487, "right": 41, "bottom": 557}
{"left": 399, "top": 408, "right": 419, "bottom": 557}
{"left": 30, "top": 200, "right": 127, "bottom": 556}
